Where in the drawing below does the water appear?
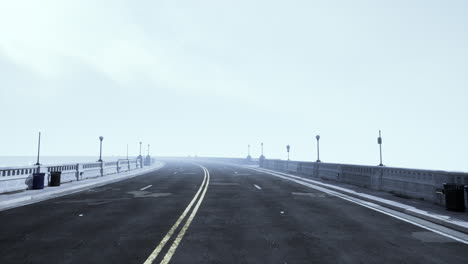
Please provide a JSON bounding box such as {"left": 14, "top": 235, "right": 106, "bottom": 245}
{"left": 0, "top": 156, "right": 134, "bottom": 168}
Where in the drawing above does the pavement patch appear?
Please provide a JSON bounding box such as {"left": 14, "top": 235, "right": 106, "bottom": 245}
{"left": 127, "top": 191, "right": 172, "bottom": 198}
{"left": 211, "top": 182, "right": 239, "bottom": 186}
{"left": 292, "top": 192, "right": 329, "bottom": 198}
{"left": 411, "top": 232, "right": 457, "bottom": 243}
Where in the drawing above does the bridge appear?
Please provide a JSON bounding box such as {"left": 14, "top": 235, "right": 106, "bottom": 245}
{"left": 0, "top": 157, "right": 467, "bottom": 263}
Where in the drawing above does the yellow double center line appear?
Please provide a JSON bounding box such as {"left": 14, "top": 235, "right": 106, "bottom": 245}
{"left": 143, "top": 164, "right": 210, "bottom": 264}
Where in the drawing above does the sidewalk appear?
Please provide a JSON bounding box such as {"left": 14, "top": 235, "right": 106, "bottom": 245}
{"left": 250, "top": 166, "right": 468, "bottom": 234}
{"left": 0, "top": 162, "right": 165, "bottom": 211}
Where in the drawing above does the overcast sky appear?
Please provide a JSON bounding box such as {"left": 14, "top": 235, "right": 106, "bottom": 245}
{"left": 0, "top": 0, "right": 467, "bottom": 171}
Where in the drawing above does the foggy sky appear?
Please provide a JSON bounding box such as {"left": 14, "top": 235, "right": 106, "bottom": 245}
{"left": 1, "top": 0, "right": 467, "bottom": 171}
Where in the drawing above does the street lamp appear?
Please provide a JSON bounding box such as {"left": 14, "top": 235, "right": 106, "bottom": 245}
{"left": 378, "top": 130, "right": 384, "bottom": 166}
{"left": 286, "top": 144, "right": 290, "bottom": 160}
{"left": 139, "top": 141, "right": 142, "bottom": 157}
{"left": 147, "top": 144, "right": 150, "bottom": 156}
{"left": 247, "top": 144, "right": 252, "bottom": 160}
{"left": 259, "top": 142, "right": 266, "bottom": 167}
{"left": 35, "top": 132, "right": 42, "bottom": 166}
{"left": 316, "top": 135, "right": 321, "bottom": 162}
{"left": 98, "top": 136, "right": 104, "bottom": 162}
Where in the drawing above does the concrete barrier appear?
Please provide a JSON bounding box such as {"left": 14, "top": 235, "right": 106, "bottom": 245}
{"left": 0, "top": 158, "right": 149, "bottom": 194}
{"left": 261, "top": 159, "right": 468, "bottom": 206}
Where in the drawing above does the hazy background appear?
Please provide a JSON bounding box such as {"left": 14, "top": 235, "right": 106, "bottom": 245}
{"left": 0, "top": 0, "right": 467, "bottom": 171}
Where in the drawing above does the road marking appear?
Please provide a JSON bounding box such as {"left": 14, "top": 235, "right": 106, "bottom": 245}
{"left": 160, "top": 166, "right": 210, "bottom": 263}
{"left": 248, "top": 167, "right": 468, "bottom": 245}
{"left": 143, "top": 164, "right": 210, "bottom": 264}
{"left": 140, "top": 185, "right": 152, "bottom": 191}
{"left": 254, "top": 184, "right": 262, "bottom": 190}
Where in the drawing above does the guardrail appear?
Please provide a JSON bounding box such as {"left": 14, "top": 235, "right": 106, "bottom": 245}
{"left": 261, "top": 159, "right": 468, "bottom": 205}
{"left": 0, "top": 157, "right": 149, "bottom": 194}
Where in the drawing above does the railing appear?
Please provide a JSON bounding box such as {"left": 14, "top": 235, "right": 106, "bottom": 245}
{"left": 261, "top": 159, "right": 468, "bottom": 205}
{"left": 48, "top": 164, "right": 78, "bottom": 172}
{"left": 0, "top": 166, "right": 38, "bottom": 177}
{"left": 0, "top": 157, "right": 150, "bottom": 194}
{"left": 83, "top": 163, "right": 101, "bottom": 169}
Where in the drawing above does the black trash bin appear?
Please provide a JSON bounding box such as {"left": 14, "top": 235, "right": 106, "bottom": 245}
{"left": 32, "top": 173, "right": 45, "bottom": 190}
{"left": 50, "top": 171, "right": 62, "bottom": 187}
{"left": 443, "top": 183, "right": 465, "bottom": 212}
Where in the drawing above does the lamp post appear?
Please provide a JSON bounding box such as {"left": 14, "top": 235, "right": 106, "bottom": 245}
{"left": 98, "top": 136, "right": 104, "bottom": 162}
{"left": 147, "top": 144, "right": 150, "bottom": 156}
{"left": 378, "top": 130, "right": 384, "bottom": 166}
{"left": 35, "top": 132, "right": 41, "bottom": 166}
{"left": 246, "top": 144, "right": 252, "bottom": 161}
{"left": 259, "top": 142, "right": 265, "bottom": 167}
{"left": 286, "top": 144, "right": 290, "bottom": 170}
{"left": 316, "top": 135, "right": 321, "bottom": 162}
{"left": 126, "top": 144, "right": 129, "bottom": 160}
{"left": 139, "top": 142, "right": 142, "bottom": 156}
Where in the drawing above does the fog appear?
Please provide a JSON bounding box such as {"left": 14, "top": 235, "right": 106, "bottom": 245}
{"left": 1, "top": 0, "right": 467, "bottom": 171}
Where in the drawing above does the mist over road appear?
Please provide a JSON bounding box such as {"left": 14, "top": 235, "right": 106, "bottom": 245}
{"left": 0, "top": 161, "right": 467, "bottom": 263}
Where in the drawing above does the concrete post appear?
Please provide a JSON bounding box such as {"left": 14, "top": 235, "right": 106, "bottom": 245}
{"left": 100, "top": 161, "right": 104, "bottom": 177}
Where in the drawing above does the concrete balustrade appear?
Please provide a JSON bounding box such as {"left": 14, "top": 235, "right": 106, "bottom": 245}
{"left": 261, "top": 159, "right": 468, "bottom": 205}
{"left": 47, "top": 164, "right": 79, "bottom": 183}
{"left": 0, "top": 158, "right": 148, "bottom": 194}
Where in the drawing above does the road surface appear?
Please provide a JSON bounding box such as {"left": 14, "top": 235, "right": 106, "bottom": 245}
{"left": 0, "top": 161, "right": 467, "bottom": 263}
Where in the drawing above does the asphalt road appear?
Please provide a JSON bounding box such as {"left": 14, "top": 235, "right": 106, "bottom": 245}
{"left": 0, "top": 161, "right": 467, "bottom": 264}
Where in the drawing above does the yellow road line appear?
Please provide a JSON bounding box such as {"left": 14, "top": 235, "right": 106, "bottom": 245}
{"left": 160, "top": 167, "right": 210, "bottom": 264}
{"left": 143, "top": 165, "right": 207, "bottom": 264}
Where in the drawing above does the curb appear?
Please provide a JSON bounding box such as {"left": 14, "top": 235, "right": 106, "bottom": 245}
{"left": 252, "top": 167, "right": 468, "bottom": 235}
{"left": 0, "top": 162, "right": 165, "bottom": 211}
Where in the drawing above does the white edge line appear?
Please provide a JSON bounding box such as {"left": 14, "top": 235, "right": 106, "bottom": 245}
{"left": 254, "top": 184, "right": 262, "bottom": 190}
{"left": 248, "top": 167, "right": 468, "bottom": 245}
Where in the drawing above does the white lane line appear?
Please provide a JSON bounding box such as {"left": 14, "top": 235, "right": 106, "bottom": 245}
{"left": 254, "top": 184, "right": 262, "bottom": 190}
{"left": 160, "top": 166, "right": 211, "bottom": 264}
{"left": 248, "top": 167, "right": 468, "bottom": 245}
{"left": 143, "top": 165, "right": 208, "bottom": 264}
{"left": 140, "top": 185, "right": 152, "bottom": 191}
